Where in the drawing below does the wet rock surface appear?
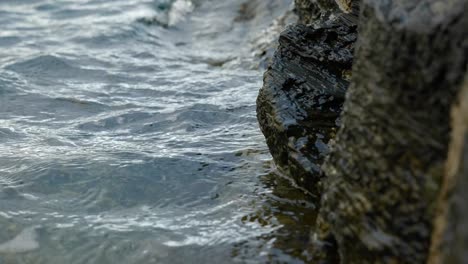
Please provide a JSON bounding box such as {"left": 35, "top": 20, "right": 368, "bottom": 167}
{"left": 257, "top": 0, "right": 468, "bottom": 263}
{"left": 257, "top": 0, "right": 357, "bottom": 194}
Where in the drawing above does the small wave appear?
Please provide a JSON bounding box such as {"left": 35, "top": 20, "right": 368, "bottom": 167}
{"left": 0, "top": 0, "right": 305, "bottom": 262}
{"left": 0, "top": 128, "right": 25, "bottom": 142}
{"left": 167, "top": 0, "right": 194, "bottom": 26}
{"left": 139, "top": 0, "right": 193, "bottom": 28}
{"left": 77, "top": 111, "right": 155, "bottom": 132}
{"left": 5, "top": 55, "right": 108, "bottom": 81}
{"left": 0, "top": 36, "right": 21, "bottom": 47}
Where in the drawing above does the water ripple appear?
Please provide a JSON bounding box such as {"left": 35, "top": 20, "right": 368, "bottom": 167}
{"left": 0, "top": 0, "right": 312, "bottom": 263}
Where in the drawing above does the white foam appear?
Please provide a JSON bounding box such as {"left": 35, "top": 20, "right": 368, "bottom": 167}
{"left": 168, "top": 0, "right": 194, "bottom": 26}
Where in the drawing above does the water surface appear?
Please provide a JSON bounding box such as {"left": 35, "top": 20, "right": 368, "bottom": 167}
{"left": 0, "top": 0, "right": 317, "bottom": 263}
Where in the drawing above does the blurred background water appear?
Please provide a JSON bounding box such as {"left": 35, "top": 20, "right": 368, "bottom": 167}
{"left": 0, "top": 0, "right": 318, "bottom": 263}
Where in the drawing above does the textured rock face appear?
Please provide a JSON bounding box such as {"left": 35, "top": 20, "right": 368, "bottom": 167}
{"left": 257, "top": 0, "right": 357, "bottom": 194}
{"left": 257, "top": 0, "right": 468, "bottom": 262}
{"left": 317, "top": 0, "right": 468, "bottom": 263}
{"left": 429, "top": 74, "right": 468, "bottom": 264}
{"left": 293, "top": 0, "right": 321, "bottom": 24}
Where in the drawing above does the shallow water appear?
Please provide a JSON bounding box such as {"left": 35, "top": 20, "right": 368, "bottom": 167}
{"left": 0, "top": 0, "right": 317, "bottom": 263}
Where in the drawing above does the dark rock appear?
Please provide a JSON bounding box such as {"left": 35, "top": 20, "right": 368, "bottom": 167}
{"left": 257, "top": 0, "right": 468, "bottom": 262}
{"left": 257, "top": 1, "right": 357, "bottom": 194}
{"left": 318, "top": 0, "right": 468, "bottom": 262}
{"left": 294, "top": 0, "right": 341, "bottom": 24}
{"left": 294, "top": 0, "right": 322, "bottom": 24}
{"left": 294, "top": 0, "right": 359, "bottom": 25}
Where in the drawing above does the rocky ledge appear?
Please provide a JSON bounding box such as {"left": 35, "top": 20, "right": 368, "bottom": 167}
{"left": 257, "top": 1, "right": 357, "bottom": 195}
{"left": 257, "top": 0, "right": 468, "bottom": 262}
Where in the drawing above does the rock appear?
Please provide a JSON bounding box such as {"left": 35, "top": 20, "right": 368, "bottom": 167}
{"left": 429, "top": 73, "right": 468, "bottom": 264}
{"left": 294, "top": 0, "right": 322, "bottom": 24}
{"left": 258, "top": 0, "right": 468, "bottom": 262}
{"left": 257, "top": 0, "right": 357, "bottom": 194}
{"left": 294, "top": 0, "right": 359, "bottom": 25}
{"left": 317, "top": 0, "right": 468, "bottom": 262}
